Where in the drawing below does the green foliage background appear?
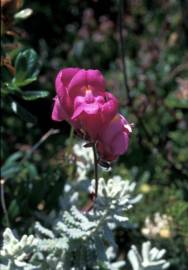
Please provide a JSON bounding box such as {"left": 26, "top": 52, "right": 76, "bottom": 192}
{"left": 1, "top": 0, "right": 188, "bottom": 269}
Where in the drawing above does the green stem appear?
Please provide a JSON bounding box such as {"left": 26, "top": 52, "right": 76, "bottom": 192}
{"left": 23, "top": 128, "right": 59, "bottom": 161}
{"left": 118, "top": 0, "right": 132, "bottom": 104}
{"left": 92, "top": 143, "right": 99, "bottom": 198}
{"left": 0, "top": 179, "right": 10, "bottom": 227}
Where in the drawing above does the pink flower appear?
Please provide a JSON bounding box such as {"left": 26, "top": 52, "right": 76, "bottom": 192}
{"left": 52, "top": 68, "right": 80, "bottom": 123}
{"left": 52, "top": 68, "right": 118, "bottom": 138}
{"left": 97, "top": 114, "right": 132, "bottom": 161}
{"left": 72, "top": 91, "right": 118, "bottom": 138}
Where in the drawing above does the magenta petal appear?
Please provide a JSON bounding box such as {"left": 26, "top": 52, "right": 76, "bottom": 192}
{"left": 83, "top": 103, "right": 99, "bottom": 114}
{"left": 74, "top": 96, "right": 86, "bottom": 108}
{"left": 101, "top": 93, "right": 118, "bottom": 122}
{"left": 60, "top": 68, "right": 80, "bottom": 87}
{"left": 112, "top": 132, "right": 129, "bottom": 155}
{"left": 96, "top": 96, "right": 105, "bottom": 104}
{"left": 99, "top": 114, "right": 123, "bottom": 143}
{"left": 97, "top": 141, "right": 117, "bottom": 161}
{"left": 68, "top": 69, "right": 105, "bottom": 98}
{"left": 97, "top": 113, "right": 130, "bottom": 160}
{"left": 55, "top": 71, "right": 66, "bottom": 99}
{"left": 51, "top": 97, "right": 65, "bottom": 122}
{"left": 82, "top": 114, "right": 102, "bottom": 138}
{"left": 86, "top": 69, "right": 105, "bottom": 91}
{"left": 72, "top": 102, "right": 99, "bottom": 120}
{"left": 71, "top": 105, "right": 84, "bottom": 120}
{"left": 119, "top": 114, "right": 129, "bottom": 126}
{"left": 68, "top": 69, "right": 87, "bottom": 97}
{"left": 55, "top": 68, "right": 80, "bottom": 97}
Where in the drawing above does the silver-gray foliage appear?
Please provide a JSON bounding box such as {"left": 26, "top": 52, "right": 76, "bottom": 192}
{"left": 0, "top": 177, "right": 170, "bottom": 270}
{"left": 0, "top": 228, "right": 38, "bottom": 270}
{"left": 128, "top": 241, "right": 170, "bottom": 270}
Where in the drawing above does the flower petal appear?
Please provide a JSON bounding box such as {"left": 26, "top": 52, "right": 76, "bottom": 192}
{"left": 68, "top": 69, "right": 105, "bottom": 98}
{"left": 55, "top": 68, "right": 80, "bottom": 98}
{"left": 83, "top": 103, "right": 99, "bottom": 114}
{"left": 101, "top": 92, "right": 118, "bottom": 122}
{"left": 51, "top": 97, "right": 65, "bottom": 121}
{"left": 60, "top": 68, "right": 80, "bottom": 87}
{"left": 97, "top": 141, "right": 117, "bottom": 161}
{"left": 99, "top": 114, "right": 123, "bottom": 144}
{"left": 55, "top": 71, "right": 66, "bottom": 99}
{"left": 71, "top": 105, "right": 84, "bottom": 119}
{"left": 86, "top": 69, "right": 105, "bottom": 91}
{"left": 82, "top": 113, "right": 103, "bottom": 138}
{"left": 111, "top": 132, "right": 129, "bottom": 155}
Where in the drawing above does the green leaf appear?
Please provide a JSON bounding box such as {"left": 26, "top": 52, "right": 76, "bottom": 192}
{"left": 11, "top": 101, "right": 37, "bottom": 123}
{"left": 27, "top": 163, "right": 38, "bottom": 178}
{"left": 3, "top": 152, "right": 23, "bottom": 167}
{"left": 1, "top": 166, "right": 20, "bottom": 179}
{"left": 15, "top": 77, "right": 38, "bottom": 87}
{"left": 165, "top": 93, "right": 188, "bottom": 109}
{"left": 6, "top": 82, "right": 21, "bottom": 92}
{"left": 21, "top": 90, "right": 49, "bottom": 100}
{"left": 8, "top": 199, "right": 20, "bottom": 218}
{"left": 13, "top": 49, "right": 40, "bottom": 87}
{"left": 1, "top": 66, "right": 13, "bottom": 83}
{"left": 1, "top": 152, "right": 23, "bottom": 179}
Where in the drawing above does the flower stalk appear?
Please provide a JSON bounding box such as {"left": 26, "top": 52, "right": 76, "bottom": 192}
{"left": 92, "top": 143, "right": 99, "bottom": 198}
{"left": 0, "top": 179, "right": 10, "bottom": 227}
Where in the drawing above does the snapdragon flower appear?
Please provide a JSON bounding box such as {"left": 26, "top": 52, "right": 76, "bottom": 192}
{"left": 52, "top": 67, "right": 131, "bottom": 161}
